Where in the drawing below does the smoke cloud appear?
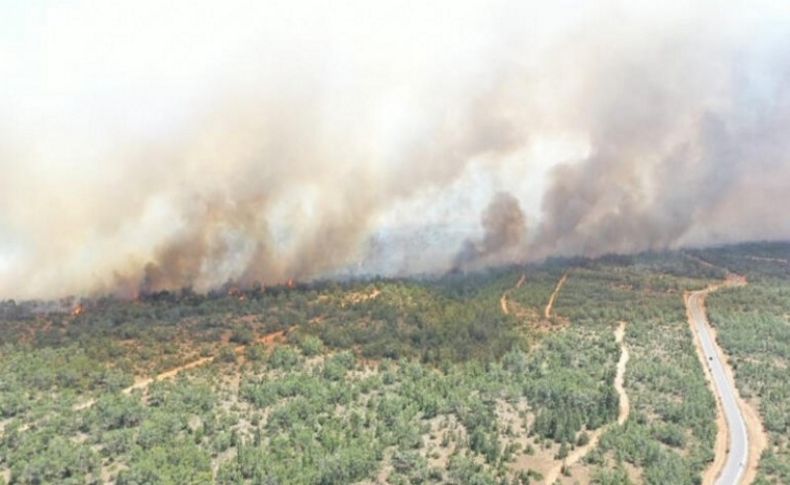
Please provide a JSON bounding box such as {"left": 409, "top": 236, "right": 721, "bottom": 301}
{"left": 454, "top": 192, "right": 526, "bottom": 271}
{"left": 1, "top": 0, "right": 789, "bottom": 299}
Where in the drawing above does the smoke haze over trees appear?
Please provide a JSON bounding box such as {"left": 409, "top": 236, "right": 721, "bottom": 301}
{"left": 453, "top": 192, "right": 526, "bottom": 272}
{"left": 1, "top": 0, "right": 789, "bottom": 298}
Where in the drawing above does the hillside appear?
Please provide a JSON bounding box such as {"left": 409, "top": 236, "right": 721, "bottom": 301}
{"left": 1, "top": 242, "right": 788, "bottom": 484}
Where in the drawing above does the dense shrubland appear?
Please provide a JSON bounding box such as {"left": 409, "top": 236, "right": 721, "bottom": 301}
{"left": 0, "top": 242, "right": 787, "bottom": 484}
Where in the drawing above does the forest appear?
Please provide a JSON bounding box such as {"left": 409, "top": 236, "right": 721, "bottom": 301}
{"left": 702, "top": 244, "right": 790, "bottom": 484}
{"left": 1, "top": 242, "right": 788, "bottom": 484}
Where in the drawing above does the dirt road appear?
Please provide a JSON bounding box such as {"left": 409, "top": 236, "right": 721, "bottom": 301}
{"left": 613, "top": 321, "right": 630, "bottom": 426}
{"left": 543, "top": 321, "right": 630, "bottom": 484}
{"left": 545, "top": 272, "right": 569, "bottom": 319}
{"left": 500, "top": 273, "right": 526, "bottom": 315}
{"left": 73, "top": 330, "right": 285, "bottom": 411}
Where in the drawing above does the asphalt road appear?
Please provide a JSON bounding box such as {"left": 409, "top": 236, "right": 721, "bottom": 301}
{"left": 688, "top": 290, "right": 749, "bottom": 485}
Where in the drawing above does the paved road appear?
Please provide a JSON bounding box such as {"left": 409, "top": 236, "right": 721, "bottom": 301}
{"left": 688, "top": 290, "right": 749, "bottom": 485}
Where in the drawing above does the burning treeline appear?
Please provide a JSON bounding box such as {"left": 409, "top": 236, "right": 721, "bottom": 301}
{"left": 1, "top": 2, "right": 790, "bottom": 300}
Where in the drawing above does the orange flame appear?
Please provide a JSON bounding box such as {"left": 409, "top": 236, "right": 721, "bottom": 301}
{"left": 71, "top": 304, "right": 85, "bottom": 316}
{"left": 287, "top": 279, "right": 295, "bottom": 288}
{"left": 227, "top": 287, "right": 246, "bottom": 301}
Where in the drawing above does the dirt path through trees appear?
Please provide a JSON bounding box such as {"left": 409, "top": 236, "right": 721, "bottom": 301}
{"left": 73, "top": 330, "right": 285, "bottom": 411}
{"left": 499, "top": 273, "right": 526, "bottom": 315}
{"left": 613, "top": 321, "right": 630, "bottom": 425}
{"left": 543, "top": 321, "right": 630, "bottom": 484}
{"left": 544, "top": 272, "right": 569, "bottom": 319}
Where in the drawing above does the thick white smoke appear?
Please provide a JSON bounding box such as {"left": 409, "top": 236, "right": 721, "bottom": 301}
{"left": 1, "top": 0, "right": 789, "bottom": 299}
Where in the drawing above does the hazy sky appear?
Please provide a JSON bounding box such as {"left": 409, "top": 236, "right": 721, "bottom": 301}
{"left": 1, "top": 1, "right": 789, "bottom": 299}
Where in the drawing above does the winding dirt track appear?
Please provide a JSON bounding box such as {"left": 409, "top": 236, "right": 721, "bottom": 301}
{"left": 73, "top": 330, "right": 285, "bottom": 411}
{"left": 544, "top": 272, "right": 569, "bottom": 319}
{"left": 686, "top": 275, "right": 766, "bottom": 485}
{"left": 497, "top": 270, "right": 632, "bottom": 485}
{"left": 613, "top": 322, "right": 631, "bottom": 426}
{"left": 500, "top": 273, "right": 526, "bottom": 315}
{"left": 543, "top": 321, "right": 630, "bottom": 484}
{"left": 73, "top": 290, "right": 382, "bottom": 412}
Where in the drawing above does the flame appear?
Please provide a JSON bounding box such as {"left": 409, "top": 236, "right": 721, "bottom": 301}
{"left": 287, "top": 279, "right": 295, "bottom": 289}
{"left": 227, "top": 287, "right": 246, "bottom": 301}
{"left": 71, "top": 304, "right": 85, "bottom": 316}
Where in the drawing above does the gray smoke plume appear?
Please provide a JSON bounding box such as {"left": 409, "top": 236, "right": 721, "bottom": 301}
{"left": 530, "top": 40, "right": 790, "bottom": 259}
{"left": 454, "top": 192, "right": 526, "bottom": 271}
{"left": 1, "top": 1, "right": 789, "bottom": 299}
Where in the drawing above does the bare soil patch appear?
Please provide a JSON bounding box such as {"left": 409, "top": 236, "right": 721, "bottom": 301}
{"left": 545, "top": 272, "right": 569, "bottom": 319}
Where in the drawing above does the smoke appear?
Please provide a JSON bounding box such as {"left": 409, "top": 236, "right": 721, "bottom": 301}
{"left": 1, "top": 1, "right": 790, "bottom": 299}
{"left": 454, "top": 192, "right": 526, "bottom": 271}
{"left": 530, "top": 35, "right": 790, "bottom": 259}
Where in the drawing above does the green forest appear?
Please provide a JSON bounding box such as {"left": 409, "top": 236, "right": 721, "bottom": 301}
{"left": 1, "top": 243, "right": 788, "bottom": 484}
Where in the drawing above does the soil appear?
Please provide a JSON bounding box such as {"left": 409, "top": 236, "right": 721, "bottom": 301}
{"left": 545, "top": 272, "right": 569, "bottom": 319}
{"left": 543, "top": 321, "right": 630, "bottom": 484}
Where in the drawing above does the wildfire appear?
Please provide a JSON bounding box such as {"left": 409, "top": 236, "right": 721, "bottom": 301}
{"left": 287, "top": 279, "right": 295, "bottom": 289}
{"left": 71, "top": 304, "right": 85, "bottom": 316}
{"left": 227, "top": 287, "right": 247, "bottom": 301}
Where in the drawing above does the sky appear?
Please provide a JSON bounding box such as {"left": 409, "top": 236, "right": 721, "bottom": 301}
{"left": 1, "top": 0, "right": 789, "bottom": 299}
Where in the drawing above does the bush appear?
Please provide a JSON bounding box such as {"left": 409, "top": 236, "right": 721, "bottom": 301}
{"left": 230, "top": 325, "right": 254, "bottom": 345}
{"left": 297, "top": 335, "right": 324, "bottom": 356}
{"left": 218, "top": 346, "right": 237, "bottom": 363}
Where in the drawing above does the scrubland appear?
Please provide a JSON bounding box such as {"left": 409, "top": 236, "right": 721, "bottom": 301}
{"left": 1, "top": 243, "right": 787, "bottom": 484}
